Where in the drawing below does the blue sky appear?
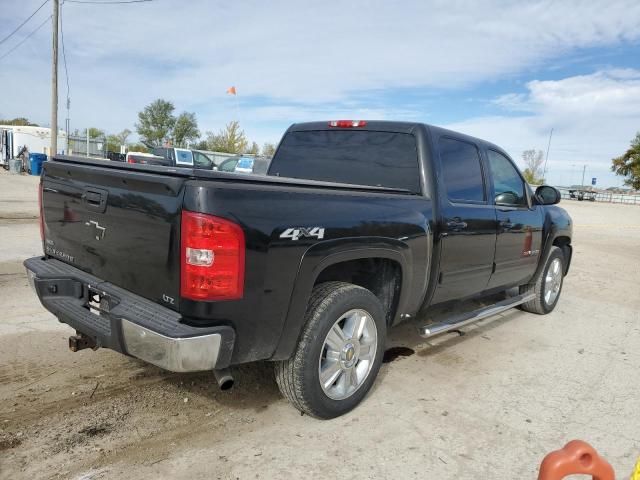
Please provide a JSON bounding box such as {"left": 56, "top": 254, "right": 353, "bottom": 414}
{"left": 1, "top": 0, "right": 640, "bottom": 187}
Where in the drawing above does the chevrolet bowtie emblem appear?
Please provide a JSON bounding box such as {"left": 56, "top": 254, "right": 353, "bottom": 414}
{"left": 85, "top": 220, "right": 106, "bottom": 240}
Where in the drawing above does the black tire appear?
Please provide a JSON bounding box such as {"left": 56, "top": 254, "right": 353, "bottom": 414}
{"left": 520, "top": 246, "right": 565, "bottom": 314}
{"left": 275, "top": 282, "right": 386, "bottom": 419}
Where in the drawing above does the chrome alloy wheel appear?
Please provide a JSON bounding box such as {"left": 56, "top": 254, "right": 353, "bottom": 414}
{"left": 544, "top": 257, "right": 562, "bottom": 305}
{"left": 318, "top": 309, "right": 378, "bottom": 400}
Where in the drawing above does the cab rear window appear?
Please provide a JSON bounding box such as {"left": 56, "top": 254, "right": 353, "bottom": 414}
{"left": 268, "top": 130, "right": 420, "bottom": 192}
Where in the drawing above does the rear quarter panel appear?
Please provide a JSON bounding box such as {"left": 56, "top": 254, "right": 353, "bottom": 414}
{"left": 533, "top": 204, "right": 573, "bottom": 279}
{"left": 181, "top": 181, "right": 433, "bottom": 364}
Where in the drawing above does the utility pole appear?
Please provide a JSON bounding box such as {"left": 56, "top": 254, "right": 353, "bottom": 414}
{"left": 65, "top": 98, "right": 70, "bottom": 153}
{"left": 50, "top": 0, "right": 59, "bottom": 158}
{"left": 581, "top": 165, "right": 586, "bottom": 188}
{"left": 543, "top": 128, "right": 553, "bottom": 180}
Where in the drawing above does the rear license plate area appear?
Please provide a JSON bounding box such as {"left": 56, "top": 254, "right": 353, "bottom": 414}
{"left": 86, "top": 287, "right": 116, "bottom": 316}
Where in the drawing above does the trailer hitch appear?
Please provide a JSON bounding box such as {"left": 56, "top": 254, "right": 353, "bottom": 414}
{"left": 69, "top": 333, "right": 98, "bottom": 352}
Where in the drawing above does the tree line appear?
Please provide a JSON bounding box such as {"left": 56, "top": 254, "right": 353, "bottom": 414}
{"left": 3, "top": 112, "right": 638, "bottom": 188}
{"left": 1, "top": 97, "right": 277, "bottom": 157}
{"left": 133, "top": 99, "right": 276, "bottom": 156}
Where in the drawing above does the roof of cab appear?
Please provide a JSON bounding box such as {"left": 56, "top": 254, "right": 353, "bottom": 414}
{"left": 287, "top": 121, "right": 511, "bottom": 158}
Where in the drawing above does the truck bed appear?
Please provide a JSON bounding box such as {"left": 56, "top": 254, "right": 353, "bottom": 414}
{"left": 53, "top": 155, "right": 415, "bottom": 194}
{"left": 40, "top": 154, "right": 431, "bottom": 364}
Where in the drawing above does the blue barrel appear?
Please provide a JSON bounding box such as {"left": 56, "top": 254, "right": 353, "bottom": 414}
{"left": 29, "top": 153, "right": 47, "bottom": 176}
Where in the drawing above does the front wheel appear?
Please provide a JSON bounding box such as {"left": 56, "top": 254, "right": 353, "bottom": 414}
{"left": 520, "top": 246, "right": 565, "bottom": 314}
{"left": 275, "top": 282, "right": 386, "bottom": 419}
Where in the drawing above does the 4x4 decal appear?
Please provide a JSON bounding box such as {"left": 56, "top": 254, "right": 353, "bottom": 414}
{"left": 279, "top": 227, "right": 325, "bottom": 241}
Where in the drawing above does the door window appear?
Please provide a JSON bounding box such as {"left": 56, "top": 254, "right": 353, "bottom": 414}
{"left": 438, "top": 137, "right": 485, "bottom": 203}
{"left": 193, "top": 151, "right": 213, "bottom": 168}
{"left": 487, "top": 150, "right": 527, "bottom": 207}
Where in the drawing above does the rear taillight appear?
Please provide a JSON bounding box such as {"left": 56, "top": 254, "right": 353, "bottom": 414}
{"left": 38, "top": 181, "right": 44, "bottom": 243}
{"left": 180, "top": 211, "right": 245, "bottom": 301}
{"left": 328, "top": 120, "right": 367, "bottom": 128}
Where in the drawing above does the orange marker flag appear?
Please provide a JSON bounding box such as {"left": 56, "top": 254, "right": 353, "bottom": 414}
{"left": 226, "top": 86, "right": 237, "bottom": 95}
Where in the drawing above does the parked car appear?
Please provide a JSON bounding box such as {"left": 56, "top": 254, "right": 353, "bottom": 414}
{"left": 192, "top": 150, "right": 215, "bottom": 170}
{"left": 251, "top": 156, "right": 271, "bottom": 175}
{"left": 151, "top": 147, "right": 213, "bottom": 170}
{"left": 125, "top": 151, "right": 168, "bottom": 165}
{"left": 217, "top": 155, "right": 270, "bottom": 175}
{"left": 25, "top": 120, "right": 572, "bottom": 419}
{"left": 234, "top": 156, "right": 254, "bottom": 174}
{"left": 217, "top": 156, "right": 240, "bottom": 172}
{"left": 106, "top": 151, "right": 125, "bottom": 162}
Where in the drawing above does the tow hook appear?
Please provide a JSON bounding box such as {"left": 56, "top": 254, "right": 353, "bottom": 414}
{"left": 69, "top": 333, "right": 98, "bottom": 352}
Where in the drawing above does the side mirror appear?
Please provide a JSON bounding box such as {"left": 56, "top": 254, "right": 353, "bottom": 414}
{"left": 535, "top": 185, "right": 561, "bottom": 205}
{"left": 495, "top": 191, "right": 520, "bottom": 205}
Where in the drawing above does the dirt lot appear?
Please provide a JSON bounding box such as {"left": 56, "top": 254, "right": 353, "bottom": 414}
{"left": 1, "top": 169, "right": 639, "bottom": 479}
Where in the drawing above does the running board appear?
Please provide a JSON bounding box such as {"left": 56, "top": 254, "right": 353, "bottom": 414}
{"left": 418, "top": 293, "right": 536, "bottom": 338}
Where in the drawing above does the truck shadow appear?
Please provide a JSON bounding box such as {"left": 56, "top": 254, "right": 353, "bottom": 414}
{"left": 156, "top": 296, "right": 526, "bottom": 414}
{"left": 158, "top": 361, "right": 283, "bottom": 414}
{"left": 373, "top": 296, "right": 526, "bottom": 386}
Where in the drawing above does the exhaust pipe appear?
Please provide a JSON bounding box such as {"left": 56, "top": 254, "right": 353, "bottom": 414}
{"left": 213, "top": 368, "right": 234, "bottom": 391}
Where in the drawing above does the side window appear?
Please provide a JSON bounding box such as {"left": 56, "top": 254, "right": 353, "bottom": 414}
{"left": 487, "top": 150, "right": 527, "bottom": 207}
{"left": 193, "top": 152, "right": 211, "bottom": 167}
{"left": 439, "top": 137, "right": 485, "bottom": 203}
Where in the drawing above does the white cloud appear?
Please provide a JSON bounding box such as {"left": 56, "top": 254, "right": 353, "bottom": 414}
{"left": 447, "top": 69, "right": 640, "bottom": 187}
{"left": 0, "top": 1, "right": 639, "bottom": 186}
{"left": 2, "top": 1, "right": 640, "bottom": 127}
{"left": 496, "top": 69, "right": 640, "bottom": 116}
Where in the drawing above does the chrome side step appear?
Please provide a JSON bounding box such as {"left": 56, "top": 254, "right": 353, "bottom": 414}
{"left": 418, "top": 293, "right": 536, "bottom": 338}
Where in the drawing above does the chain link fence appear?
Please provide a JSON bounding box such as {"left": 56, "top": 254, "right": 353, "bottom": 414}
{"left": 66, "top": 134, "right": 107, "bottom": 158}
{"left": 557, "top": 187, "right": 640, "bottom": 205}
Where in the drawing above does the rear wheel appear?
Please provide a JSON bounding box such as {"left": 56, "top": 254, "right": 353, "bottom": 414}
{"left": 520, "top": 246, "right": 565, "bottom": 314}
{"left": 275, "top": 282, "right": 386, "bottom": 419}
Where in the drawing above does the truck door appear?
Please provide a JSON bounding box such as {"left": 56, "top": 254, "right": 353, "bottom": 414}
{"left": 431, "top": 136, "right": 497, "bottom": 304}
{"left": 485, "top": 149, "right": 543, "bottom": 289}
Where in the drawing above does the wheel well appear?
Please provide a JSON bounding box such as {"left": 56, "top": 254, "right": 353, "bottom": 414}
{"left": 314, "top": 258, "right": 402, "bottom": 325}
{"left": 553, "top": 236, "right": 572, "bottom": 273}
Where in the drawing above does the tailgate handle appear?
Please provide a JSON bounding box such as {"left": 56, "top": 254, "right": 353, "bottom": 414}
{"left": 83, "top": 188, "right": 108, "bottom": 213}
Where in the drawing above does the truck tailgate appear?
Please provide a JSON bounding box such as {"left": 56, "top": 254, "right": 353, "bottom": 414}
{"left": 41, "top": 160, "right": 185, "bottom": 310}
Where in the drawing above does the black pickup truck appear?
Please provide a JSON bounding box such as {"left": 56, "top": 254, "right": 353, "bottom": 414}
{"left": 25, "top": 120, "right": 572, "bottom": 419}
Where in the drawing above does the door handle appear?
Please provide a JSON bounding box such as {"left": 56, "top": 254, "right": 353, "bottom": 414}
{"left": 85, "top": 191, "right": 102, "bottom": 205}
{"left": 446, "top": 219, "right": 468, "bottom": 230}
{"left": 82, "top": 188, "right": 108, "bottom": 213}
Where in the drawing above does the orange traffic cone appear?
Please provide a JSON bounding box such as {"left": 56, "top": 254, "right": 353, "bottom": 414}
{"left": 538, "top": 440, "right": 615, "bottom": 480}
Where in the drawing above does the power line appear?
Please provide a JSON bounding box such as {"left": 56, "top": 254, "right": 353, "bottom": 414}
{"left": 0, "top": 15, "right": 52, "bottom": 62}
{"left": 60, "top": 3, "right": 70, "bottom": 102}
{"left": 64, "top": 0, "right": 153, "bottom": 3}
{"left": 0, "top": 0, "right": 50, "bottom": 46}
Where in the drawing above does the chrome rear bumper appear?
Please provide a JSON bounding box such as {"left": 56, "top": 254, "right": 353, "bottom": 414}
{"left": 24, "top": 256, "right": 235, "bottom": 372}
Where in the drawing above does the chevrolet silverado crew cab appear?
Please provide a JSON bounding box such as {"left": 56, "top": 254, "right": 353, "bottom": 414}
{"left": 25, "top": 120, "right": 572, "bottom": 419}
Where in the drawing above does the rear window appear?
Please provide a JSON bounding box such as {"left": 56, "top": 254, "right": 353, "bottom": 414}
{"left": 268, "top": 130, "right": 420, "bottom": 192}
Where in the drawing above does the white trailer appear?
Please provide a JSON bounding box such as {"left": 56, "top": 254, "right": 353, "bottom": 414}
{"left": 0, "top": 125, "right": 67, "bottom": 166}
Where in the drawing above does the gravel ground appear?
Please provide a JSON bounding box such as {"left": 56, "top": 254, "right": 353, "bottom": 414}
{"left": 1, "top": 169, "right": 639, "bottom": 479}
